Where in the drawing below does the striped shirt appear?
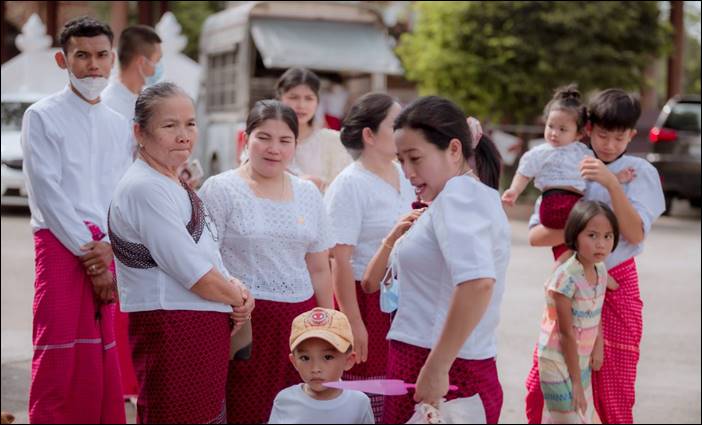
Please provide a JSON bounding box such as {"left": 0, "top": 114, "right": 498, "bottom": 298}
{"left": 538, "top": 255, "right": 607, "bottom": 362}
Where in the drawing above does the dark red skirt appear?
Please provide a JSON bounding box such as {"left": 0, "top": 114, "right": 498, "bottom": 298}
{"left": 129, "top": 309, "right": 231, "bottom": 424}
{"left": 342, "top": 283, "right": 392, "bottom": 421}
{"left": 539, "top": 189, "right": 583, "bottom": 259}
{"left": 226, "top": 297, "right": 317, "bottom": 424}
{"left": 382, "top": 340, "right": 503, "bottom": 424}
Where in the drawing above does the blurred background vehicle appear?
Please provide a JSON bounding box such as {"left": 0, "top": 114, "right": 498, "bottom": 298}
{"left": 1, "top": 94, "right": 36, "bottom": 207}
{"left": 647, "top": 94, "right": 701, "bottom": 214}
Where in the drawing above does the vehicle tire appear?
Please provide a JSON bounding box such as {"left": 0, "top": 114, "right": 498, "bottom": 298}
{"left": 690, "top": 197, "right": 702, "bottom": 208}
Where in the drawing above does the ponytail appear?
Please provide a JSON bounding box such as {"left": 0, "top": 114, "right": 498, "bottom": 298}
{"left": 473, "top": 135, "right": 501, "bottom": 190}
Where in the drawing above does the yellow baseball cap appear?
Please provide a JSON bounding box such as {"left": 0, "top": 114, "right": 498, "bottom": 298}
{"left": 289, "top": 308, "right": 354, "bottom": 353}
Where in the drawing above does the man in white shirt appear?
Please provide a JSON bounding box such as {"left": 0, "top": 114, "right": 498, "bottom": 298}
{"left": 102, "top": 25, "right": 162, "bottom": 122}
{"left": 21, "top": 16, "right": 133, "bottom": 424}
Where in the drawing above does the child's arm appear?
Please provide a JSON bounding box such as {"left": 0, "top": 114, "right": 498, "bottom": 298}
{"left": 581, "top": 157, "right": 644, "bottom": 244}
{"left": 552, "top": 291, "right": 588, "bottom": 416}
{"left": 591, "top": 322, "right": 604, "bottom": 371}
{"left": 501, "top": 173, "right": 531, "bottom": 206}
{"left": 606, "top": 275, "right": 619, "bottom": 291}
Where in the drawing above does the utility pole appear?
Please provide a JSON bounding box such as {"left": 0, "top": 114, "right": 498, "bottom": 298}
{"left": 667, "top": 0, "right": 684, "bottom": 99}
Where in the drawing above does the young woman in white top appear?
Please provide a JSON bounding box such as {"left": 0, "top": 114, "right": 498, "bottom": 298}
{"left": 364, "top": 96, "right": 510, "bottom": 424}
{"left": 276, "top": 67, "right": 352, "bottom": 191}
{"left": 199, "top": 99, "right": 335, "bottom": 424}
{"left": 324, "top": 93, "right": 415, "bottom": 421}
{"left": 108, "top": 82, "right": 254, "bottom": 424}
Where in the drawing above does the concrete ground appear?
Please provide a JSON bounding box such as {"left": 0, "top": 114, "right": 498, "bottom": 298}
{"left": 2, "top": 201, "right": 700, "bottom": 423}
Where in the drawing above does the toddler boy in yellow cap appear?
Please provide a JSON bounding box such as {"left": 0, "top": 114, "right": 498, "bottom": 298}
{"left": 268, "top": 308, "right": 374, "bottom": 424}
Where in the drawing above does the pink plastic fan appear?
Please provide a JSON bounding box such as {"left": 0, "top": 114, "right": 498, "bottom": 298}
{"left": 322, "top": 379, "right": 458, "bottom": 396}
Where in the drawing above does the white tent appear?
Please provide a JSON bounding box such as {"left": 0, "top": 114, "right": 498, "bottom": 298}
{"left": 1, "top": 14, "right": 67, "bottom": 102}
{"left": 155, "top": 12, "right": 201, "bottom": 100}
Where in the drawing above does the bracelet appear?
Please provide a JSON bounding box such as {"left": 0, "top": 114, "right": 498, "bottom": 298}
{"left": 381, "top": 238, "right": 394, "bottom": 251}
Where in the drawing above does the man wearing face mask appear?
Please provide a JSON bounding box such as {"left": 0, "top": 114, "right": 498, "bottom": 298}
{"left": 102, "top": 25, "right": 162, "bottom": 123}
{"left": 20, "top": 16, "right": 132, "bottom": 424}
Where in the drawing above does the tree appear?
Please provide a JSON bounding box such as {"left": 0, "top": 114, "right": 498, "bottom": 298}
{"left": 397, "top": 1, "right": 668, "bottom": 124}
{"left": 169, "top": 1, "right": 226, "bottom": 60}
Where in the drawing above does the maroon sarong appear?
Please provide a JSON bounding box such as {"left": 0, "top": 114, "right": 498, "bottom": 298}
{"left": 382, "top": 340, "right": 503, "bottom": 424}
{"left": 129, "top": 309, "right": 231, "bottom": 424}
{"left": 226, "top": 297, "right": 317, "bottom": 424}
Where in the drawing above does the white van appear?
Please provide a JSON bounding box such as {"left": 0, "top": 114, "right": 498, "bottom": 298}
{"left": 196, "top": 1, "right": 403, "bottom": 176}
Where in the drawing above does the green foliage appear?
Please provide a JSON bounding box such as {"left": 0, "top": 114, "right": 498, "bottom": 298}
{"left": 397, "top": 1, "right": 668, "bottom": 123}
{"left": 169, "top": 1, "right": 226, "bottom": 60}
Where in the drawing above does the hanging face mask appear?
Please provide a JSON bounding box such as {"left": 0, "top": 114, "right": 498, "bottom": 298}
{"left": 141, "top": 57, "right": 164, "bottom": 86}
{"left": 67, "top": 69, "right": 109, "bottom": 101}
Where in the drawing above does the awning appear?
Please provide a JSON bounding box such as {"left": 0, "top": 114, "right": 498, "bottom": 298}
{"left": 250, "top": 18, "right": 403, "bottom": 75}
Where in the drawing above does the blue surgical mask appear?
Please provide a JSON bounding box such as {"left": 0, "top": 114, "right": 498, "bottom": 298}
{"left": 142, "top": 57, "right": 164, "bottom": 86}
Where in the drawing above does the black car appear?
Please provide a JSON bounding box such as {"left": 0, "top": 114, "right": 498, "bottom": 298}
{"left": 647, "top": 95, "right": 701, "bottom": 214}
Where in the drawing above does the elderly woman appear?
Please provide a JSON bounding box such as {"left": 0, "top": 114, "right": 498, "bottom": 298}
{"left": 108, "top": 82, "right": 254, "bottom": 424}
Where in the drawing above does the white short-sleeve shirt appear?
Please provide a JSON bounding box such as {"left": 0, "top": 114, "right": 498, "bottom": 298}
{"left": 387, "top": 175, "right": 511, "bottom": 360}
{"left": 528, "top": 154, "right": 665, "bottom": 269}
{"left": 109, "top": 159, "right": 231, "bottom": 313}
{"left": 268, "top": 384, "right": 374, "bottom": 424}
{"left": 324, "top": 161, "right": 415, "bottom": 280}
{"left": 517, "top": 141, "right": 593, "bottom": 192}
{"left": 198, "top": 171, "right": 335, "bottom": 303}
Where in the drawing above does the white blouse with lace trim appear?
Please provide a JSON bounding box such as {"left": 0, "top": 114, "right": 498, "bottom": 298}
{"left": 199, "top": 171, "right": 334, "bottom": 303}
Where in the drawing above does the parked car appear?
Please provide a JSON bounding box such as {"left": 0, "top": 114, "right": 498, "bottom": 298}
{"left": 1, "top": 94, "right": 35, "bottom": 207}
{"left": 647, "top": 94, "right": 701, "bottom": 214}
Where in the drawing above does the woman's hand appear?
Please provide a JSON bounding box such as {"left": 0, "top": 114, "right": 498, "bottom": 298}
{"left": 230, "top": 278, "right": 254, "bottom": 328}
{"left": 350, "top": 319, "right": 369, "bottom": 364}
{"left": 386, "top": 208, "right": 426, "bottom": 246}
{"left": 413, "top": 360, "right": 450, "bottom": 406}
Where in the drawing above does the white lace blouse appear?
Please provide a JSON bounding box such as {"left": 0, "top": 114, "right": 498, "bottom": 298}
{"left": 198, "top": 171, "right": 335, "bottom": 303}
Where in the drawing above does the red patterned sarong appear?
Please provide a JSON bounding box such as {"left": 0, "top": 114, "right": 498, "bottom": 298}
{"left": 29, "top": 225, "right": 125, "bottom": 424}
{"left": 382, "top": 340, "right": 503, "bottom": 424}
{"left": 226, "top": 297, "right": 317, "bottom": 424}
{"left": 592, "top": 258, "right": 641, "bottom": 424}
{"left": 129, "top": 309, "right": 230, "bottom": 424}
{"left": 341, "top": 283, "right": 392, "bottom": 422}
{"left": 525, "top": 258, "right": 641, "bottom": 424}
{"left": 540, "top": 189, "right": 583, "bottom": 259}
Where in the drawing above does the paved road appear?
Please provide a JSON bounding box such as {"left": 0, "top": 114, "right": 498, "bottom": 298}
{"left": 2, "top": 202, "right": 700, "bottom": 423}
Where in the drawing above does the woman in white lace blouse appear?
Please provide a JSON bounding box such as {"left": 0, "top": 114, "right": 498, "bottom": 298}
{"left": 199, "top": 99, "right": 335, "bottom": 424}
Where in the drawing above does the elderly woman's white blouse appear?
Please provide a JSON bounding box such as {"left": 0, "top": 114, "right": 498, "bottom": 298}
{"left": 199, "top": 171, "right": 334, "bottom": 303}
{"left": 109, "top": 159, "right": 232, "bottom": 313}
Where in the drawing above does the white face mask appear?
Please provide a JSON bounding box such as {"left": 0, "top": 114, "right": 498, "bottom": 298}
{"left": 67, "top": 69, "right": 109, "bottom": 101}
